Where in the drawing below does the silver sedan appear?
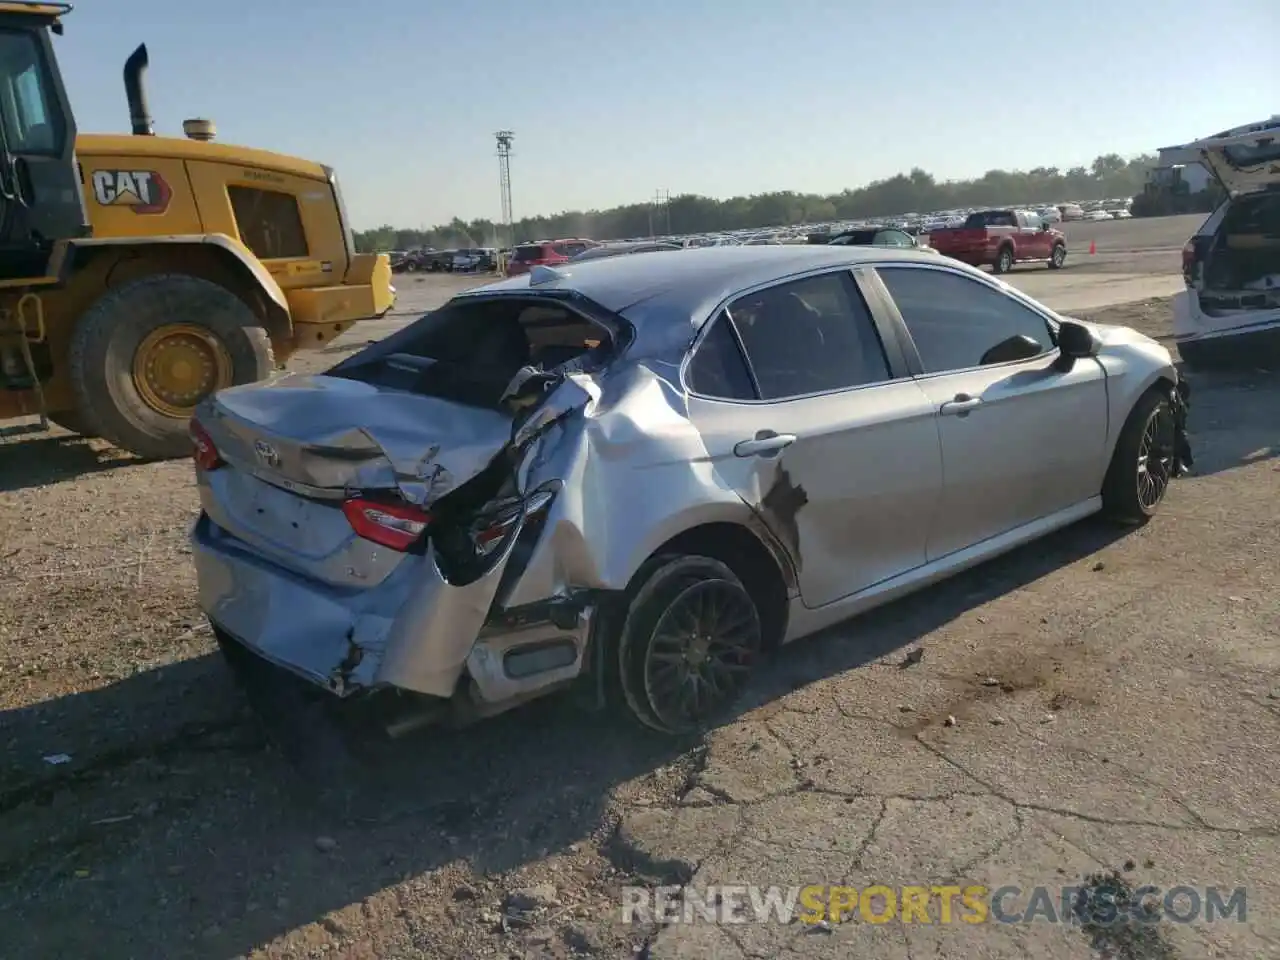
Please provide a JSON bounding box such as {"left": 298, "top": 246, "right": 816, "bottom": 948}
{"left": 189, "top": 246, "right": 1192, "bottom": 739}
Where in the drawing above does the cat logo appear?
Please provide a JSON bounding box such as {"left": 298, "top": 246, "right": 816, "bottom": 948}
{"left": 90, "top": 169, "right": 172, "bottom": 215}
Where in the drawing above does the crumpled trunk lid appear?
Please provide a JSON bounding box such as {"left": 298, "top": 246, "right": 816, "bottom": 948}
{"left": 201, "top": 373, "right": 514, "bottom": 504}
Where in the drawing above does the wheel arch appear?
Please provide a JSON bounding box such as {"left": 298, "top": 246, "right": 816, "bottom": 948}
{"left": 65, "top": 235, "right": 292, "bottom": 347}
{"left": 1106, "top": 370, "right": 1178, "bottom": 461}
{"left": 636, "top": 520, "right": 793, "bottom": 650}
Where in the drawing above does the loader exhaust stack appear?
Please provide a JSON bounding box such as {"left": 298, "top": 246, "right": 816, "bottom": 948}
{"left": 124, "top": 44, "right": 153, "bottom": 136}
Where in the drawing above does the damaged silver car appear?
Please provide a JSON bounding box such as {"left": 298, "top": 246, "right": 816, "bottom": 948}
{"left": 190, "top": 246, "right": 1192, "bottom": 736}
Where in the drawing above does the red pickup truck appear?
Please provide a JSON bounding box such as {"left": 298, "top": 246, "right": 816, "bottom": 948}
{"left": 929, "top": 209, "right": 1068, "bottom": 274}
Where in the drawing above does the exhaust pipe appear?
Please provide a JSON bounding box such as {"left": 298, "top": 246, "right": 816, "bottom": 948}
{"left": 123, "top": 44, "right": 153, "bottom": 136}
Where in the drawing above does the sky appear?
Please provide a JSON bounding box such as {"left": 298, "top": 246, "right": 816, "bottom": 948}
{"left": 56, "top": 0, "right": 1278, "bottom": 231}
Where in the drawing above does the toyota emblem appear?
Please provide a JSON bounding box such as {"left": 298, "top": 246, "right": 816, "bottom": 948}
{"left": 254, "top": 439, "right": 281, "bottom": 469}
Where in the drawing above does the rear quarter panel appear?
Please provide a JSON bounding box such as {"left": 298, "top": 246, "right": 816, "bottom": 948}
{"left": 500, "top": 362, "right": 787, "bottom": 608}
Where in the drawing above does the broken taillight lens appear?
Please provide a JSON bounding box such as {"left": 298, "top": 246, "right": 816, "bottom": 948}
{"left": 189, "top": 418, "right": 223, "bottom": 471}
{"left": 342, "top": 498, "right": 431, "bottom": 551}
{"left": 472, "top": 490, "right": 556, "bottom": 555}
{"left": 1181, "top": 241, "right": 1197, "bottom": 282}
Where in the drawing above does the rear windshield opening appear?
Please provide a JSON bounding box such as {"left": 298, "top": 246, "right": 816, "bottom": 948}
{"left": 964, "top": 211, "right": 1017, "bottom": 228}
{"left": 513, "top": 245, "right": 546, "bottom": 262}
{"left": 829, "top": 230, "right": 877, "bottom": 246}
{"left": 333, "top": 297, "right": 615, "bottom": 410}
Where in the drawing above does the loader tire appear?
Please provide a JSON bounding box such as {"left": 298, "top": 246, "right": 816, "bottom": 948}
{"left": 48, "top": 410, "right": 92, "bottom": 436}
{"left": 68, "top": 273, "right": 273, "bottom": 460}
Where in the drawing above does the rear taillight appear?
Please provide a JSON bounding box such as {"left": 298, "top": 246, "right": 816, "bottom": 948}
{"left": 189, "top": 418, "right": 223, "bottom": 471}
{"left": 1182, "top": 241, "right": 1196, "bottom": 278}
{"left": 342, "top": 498, "right": 431, "bottom": 551}
{"left": 471, "top": 490, "right": 556, "bottom": 556}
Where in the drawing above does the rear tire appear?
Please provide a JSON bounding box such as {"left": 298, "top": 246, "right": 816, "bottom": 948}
{"left": 1048, "top": 243, "right": 1067, "bottom": 270}
{"left": 1102, "top": 388, "right": 1175, "bottom": 524}
{"left": 993, "top": 246, "right": 1015, "bottom": 274}
{"left": 615, "top": 555, "right": 762, "bottom": 736}
{"left": 68, "top": 273, "right": 273, "bottom": 460}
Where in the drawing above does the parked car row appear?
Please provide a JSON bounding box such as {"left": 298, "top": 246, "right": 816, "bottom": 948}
{"left": 392, "top": 248, "right": 502, "bottom": 274}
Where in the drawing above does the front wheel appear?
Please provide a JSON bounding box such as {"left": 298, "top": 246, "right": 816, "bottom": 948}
{"left": 615, "top": 556, "right": 762, "bottom": 735}
{"left": 1101, "top": 388, "right": 1176, "bottom": 524}
{"left": 993, "top": 246, "right": 1014, "bottom": 274}
{"left": 1048, "top": 243, "right": 1067, "bottom": 269}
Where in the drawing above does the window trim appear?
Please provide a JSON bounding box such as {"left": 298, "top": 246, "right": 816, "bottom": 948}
{"left": 680, "top": 265, "right": 911, "bottom": 405}
{"left": 867, "top": 261, "right": 1063, "bottom": 380}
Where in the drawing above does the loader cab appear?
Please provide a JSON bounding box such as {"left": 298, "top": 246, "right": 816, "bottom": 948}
{"left": 0, "top": 3, "right": 86, "bottom": 281}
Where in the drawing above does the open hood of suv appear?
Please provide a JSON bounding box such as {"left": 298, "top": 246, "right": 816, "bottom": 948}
{"left": 1161, "top": 119, "right": 1280, "bottom": 196}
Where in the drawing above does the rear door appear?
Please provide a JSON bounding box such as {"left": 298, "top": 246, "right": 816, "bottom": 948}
{"left": 684, "top": 269, "right": 942, "bottom": 608}
{"left": 872, "top": 263, "right": 1108, "bottom": 561}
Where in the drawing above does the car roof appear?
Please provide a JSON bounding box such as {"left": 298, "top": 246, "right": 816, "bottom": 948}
{"left": 459, "top": 244, "right": 944, "bottom": 320}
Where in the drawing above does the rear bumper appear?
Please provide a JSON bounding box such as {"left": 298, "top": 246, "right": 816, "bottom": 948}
{"left": 191, "top": 512, "right": 593, "bottom": 707}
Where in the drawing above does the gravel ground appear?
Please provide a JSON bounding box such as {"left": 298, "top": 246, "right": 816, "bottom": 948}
{"left": 1, "top": 289, "right": 1276, "bottom": 959}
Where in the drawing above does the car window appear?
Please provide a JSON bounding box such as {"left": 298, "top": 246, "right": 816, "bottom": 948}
{"left": 873, "top": 230, "right": 911, "bottom": 247}
{"left": 964, "top": 211, "right": 1016, "bottom": 228}
{"left": 876, "top": 266, "right": 1055, "bottom": 374}
{"left": 725, "top": 272, "right": 891, "bottom": 400}
{"left": 1024, "top": 213, "right": 1043, "bottom": 230}
{"left": 0, "top": 31, "right": 58, "bottom": 154}
{"left": 686, "top": 312, "right": 757, "bottom": 401}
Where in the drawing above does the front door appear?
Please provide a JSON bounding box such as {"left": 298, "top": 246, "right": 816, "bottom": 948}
{"left": 1018, "top": 211, "right": 1051, "bottom": 259}
{"left": 874, "top": 264, "right": 1109, "bottom": 561}
{"left": 684, "top": 269, "right": 943, "bottom": 608}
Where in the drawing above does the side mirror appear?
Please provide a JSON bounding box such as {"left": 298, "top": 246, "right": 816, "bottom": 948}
{"left": 1054, "top": 319, "right": 1099, "bottom": 371}
{"left": 1040, "top": 222, "right": 1051, "bottom": 232}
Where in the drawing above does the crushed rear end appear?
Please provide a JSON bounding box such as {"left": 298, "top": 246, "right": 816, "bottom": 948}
{"left": 190, "top": 292, "right": 621, "bottom": 728}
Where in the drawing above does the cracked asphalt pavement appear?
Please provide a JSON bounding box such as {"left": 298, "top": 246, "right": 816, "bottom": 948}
{"left": 2, "top": 216, "right": 1278, "bottom": 958}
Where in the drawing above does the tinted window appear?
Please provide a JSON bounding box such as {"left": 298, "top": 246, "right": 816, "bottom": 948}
{"left": 873, "top": 230, "right": 912, "bottom": 247}
{"left": 877, "top": 267, "right": 1055, "bottom": 374}
{"left": 513, "top": 245, "right": 545, "bottom": 262}
{"left": 556, "top": 242, "right": 589, "bottom": 257}
{"left": 964, "top": 211, "right": 1016, "bottom": 228}
{"left": 687, "top": 313, "right": 756, "bottom": 401}
{"left": 830, "top": 230, "right": 877, "bottom": 246}
{"left": 727, "top": 272, "right": 891, "bottom": 400}
{"left": 0, "top": 31, "right": 58, "bottom": 154}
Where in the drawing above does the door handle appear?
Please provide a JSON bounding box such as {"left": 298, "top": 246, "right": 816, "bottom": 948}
{"left": 939, "top": 393, "right": 982, "bottom": 416}
{"left": 734, "top": 431, "right": 796, "bottom": 458}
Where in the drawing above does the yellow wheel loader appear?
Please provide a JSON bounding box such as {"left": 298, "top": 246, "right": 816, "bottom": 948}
{"left": 0, "top": 3, "right": 394, "bottom": 458}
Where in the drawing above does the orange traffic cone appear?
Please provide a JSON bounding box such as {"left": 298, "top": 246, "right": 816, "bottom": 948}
{"left": 1089, "top": 240, "right": 1097, "bottom": 255}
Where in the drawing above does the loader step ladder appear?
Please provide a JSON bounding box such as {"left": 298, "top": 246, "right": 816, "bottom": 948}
{"left": 0, "top": 292, "right": 50, "bottom": 439}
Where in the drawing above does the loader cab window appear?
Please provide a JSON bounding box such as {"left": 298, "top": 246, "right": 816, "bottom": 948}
{"left": 0, "top": 31, "right": 60, "bottom": 155}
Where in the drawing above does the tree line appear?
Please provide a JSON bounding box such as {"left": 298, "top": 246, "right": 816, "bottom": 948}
{"left": 354, "top": 153, "right": 1160, "bottom": 253}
